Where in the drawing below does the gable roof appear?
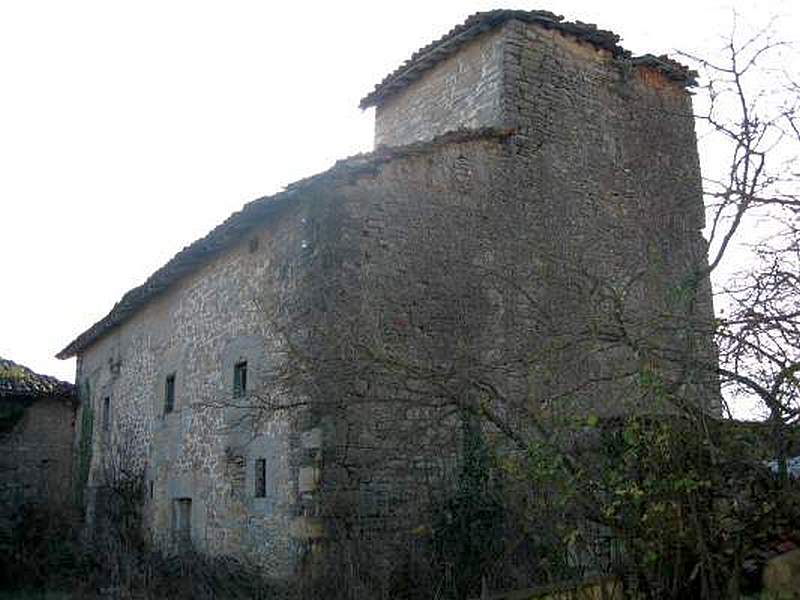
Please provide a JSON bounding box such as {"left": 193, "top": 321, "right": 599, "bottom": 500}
{"left": 57, "top": 127, "right": 514, "bottom": 360}
{"left": 359, "top": 9, "right": 696, "bottom": 109}
{"left": 0, "top": 357, "right": 75, "bottom": 400}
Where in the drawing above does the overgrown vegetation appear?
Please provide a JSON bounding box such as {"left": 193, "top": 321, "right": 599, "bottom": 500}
{"left": 430, "top": 414, "right": 507, "bottom": 598}
{"left": 0, "top": 365, "right": 29, "bottom": 382}
{"left": 0, "top": 503, "right": 287, "bottom": 599}
{"left": 0, "top": 454, "right": 291, "bottom": 599}
{"left": 509, "top": 413, "right": 800, "bottom": 598}
{"left": 74, "top": 387, "right": 93, "bottom": 507}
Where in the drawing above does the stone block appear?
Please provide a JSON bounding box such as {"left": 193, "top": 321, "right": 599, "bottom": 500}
{"left": 301, "top": 427, "right": 322, "bottom": 449}
{"left": 298, "top": 466, "right": 319, "bottom": 493}
{"left": 289, "top": 516, "right": 325, "bottom": 539}
{"left": 763, "top": 548, "right": 800, "bottom": 599}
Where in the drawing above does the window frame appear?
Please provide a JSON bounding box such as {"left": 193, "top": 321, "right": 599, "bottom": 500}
{"left": 102, "top": 396, "right": 111, "bottom": 432}
{"left": 164, "top": 373, "right": 176, "bottom": 414}
{"left": 255, "top": 458, "right": 266, "bottom": 498}
{"left": 233, "top": 360, "right": 248, "bottom": 399}
{"left": 172, "top": 497, "right": 192, "bottom": 550}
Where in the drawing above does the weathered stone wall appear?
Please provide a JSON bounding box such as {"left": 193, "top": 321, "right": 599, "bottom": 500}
{"left": 71, "top": 16, "right": 715, "bottom": 587}
{"left": 286, "top": 19, "right": 715, "bottom": 580}
{"left": 293, "top": 139, "right": 512, "bottom": 578}
{"left": 372, "top": 18, "right": 715, "bottom": 417}
{"left": 76, "top": 202, "right": 319, "bottom": 576}
{"left": 375, "top": 28, "right": 506, "bottom": 147}
{"left": 0, "top": 396, "right": 77, "bottom": 519}
{"left": 499, "top": 19, "right": 716, "bottom": 414}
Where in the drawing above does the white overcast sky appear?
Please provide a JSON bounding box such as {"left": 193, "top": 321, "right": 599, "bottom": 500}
{"left": 0, "top": 0, "right": 796, "bottom": 393}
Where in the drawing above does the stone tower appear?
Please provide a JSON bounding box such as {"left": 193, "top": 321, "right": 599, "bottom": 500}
{"left": 359, "top": 9, "right": 715, "bottom": 416}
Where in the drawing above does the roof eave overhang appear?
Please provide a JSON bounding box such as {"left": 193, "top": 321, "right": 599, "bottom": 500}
{"left": 56, "top": 127, "right": 516, "bottom": 360}
{"left": 359, "top": 10, "right": 696, "bottom": 110}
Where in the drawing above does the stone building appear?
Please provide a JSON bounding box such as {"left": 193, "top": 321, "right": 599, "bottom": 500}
{"left": 57, "top": 10, "right": 715, "bottom": 581}
{"left": 0, "top": 358, "right": 77, "bottom": 525}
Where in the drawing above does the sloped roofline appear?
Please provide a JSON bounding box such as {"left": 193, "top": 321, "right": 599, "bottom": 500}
{"left": 359, "top": 9, "right": 696, "bottom": 109}
{"left": 0, "top": 357, "right": 75, "bottom": 400}
{"left": 57, "top": 127, "right": 515, "bottom": 360}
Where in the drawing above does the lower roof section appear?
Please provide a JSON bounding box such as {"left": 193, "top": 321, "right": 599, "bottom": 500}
{"left": 56, "top": 127, "right": 515, "bottom": 360}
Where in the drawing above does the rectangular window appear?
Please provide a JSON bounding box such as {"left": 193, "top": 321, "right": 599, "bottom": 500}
{"left": 255, "top": 458, "right": 266, "bottom": 498}
{"left": 173, "top": 498, "right": 192, "bottom": 549}
{"left": 233, "top": 361, "right": 247, "bottom": 398}
{"left": 102, "top": 396, "right": 111, "bottom": 431}
{"left": 175, "top": 498, "right": 191, "bottom": 530}
{"left": 164, "top": 374, "right": 176, "bottom": 414}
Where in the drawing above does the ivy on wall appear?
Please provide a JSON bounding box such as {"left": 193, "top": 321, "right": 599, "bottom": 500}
{"left": 432, "top": 409, "right": 506, "bottom": 598}
{"left": 75, "top": 380, "right": 94, "bottom": 508}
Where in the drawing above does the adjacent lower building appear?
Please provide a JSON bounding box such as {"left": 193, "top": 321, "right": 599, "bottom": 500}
{"left": 0, "top": 358, "right": 77, "bottom": 526}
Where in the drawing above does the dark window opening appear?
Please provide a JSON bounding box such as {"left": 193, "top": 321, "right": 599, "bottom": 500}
{"left": 102, "top": 396, "right": 111, "bottom": 431}
{"left": 233, "top": 361, "right": 247, "bottom": 398}
{"left": 173, "top": 497, "right": 192, "bottom": 549}
{"left": 149, "top": 481, "right": 154, "bottom": 499}
{"left": 255, "top": 458, "right": 266, "bottom": 498}
{"left": 164, "top": 374, "right": 176, "bottom": 414}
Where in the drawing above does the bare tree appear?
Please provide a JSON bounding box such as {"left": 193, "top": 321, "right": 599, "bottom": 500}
{"left": 680, "top": 15, "right": 800, "bottom": 482}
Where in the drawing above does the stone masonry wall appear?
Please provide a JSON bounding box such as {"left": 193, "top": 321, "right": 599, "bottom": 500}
{"left": 76, "top": 202, "right": 319, "bottom": 576}
{"left": 298, "top": 140, "right": 512, "bottom": 574}
{"left": 0, "top": 396, "right": 77, "bottom": 520}
{"left": 285, "top": 19, "right": 715, "bottom": 582}
{"left": 499, "top": 19, "right": 716, "bottom": 413}
{"left": 375, "top": 27, "right": 506, "bottom": 147}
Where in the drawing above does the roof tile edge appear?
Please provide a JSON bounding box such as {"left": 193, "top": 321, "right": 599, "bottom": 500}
{"left": 359, "top": 9, "right": 696, "bottom": 109}
{"left": 56, "top": 127, "right": 515, "bottom": 360}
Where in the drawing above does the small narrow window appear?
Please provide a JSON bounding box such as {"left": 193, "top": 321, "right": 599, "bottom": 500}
{"left": 102, "top": 396, "right": 111, "bottom": 431}
{"left": 176, "top": 498, "right": 191, "bottom": 530}
{"left": 173, "top": 498, "right": 192, "bottom": 549}
{"left": 255, "top": 458, "right": 266, "bottom": 498}
{"left": 149, "top": 481, "right": 154, "bottom": 499}
{"left": 233, "top": 361, "right": 247, "bottom": 398}
{"left": 164, "top": 373, "right": 176, "bottom": 414}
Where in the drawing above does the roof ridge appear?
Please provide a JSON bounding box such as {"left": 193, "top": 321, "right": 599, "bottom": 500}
{"left": 0, "top": 357, "right": 74, "bottom": 399}
{"left": 359, "top": 9, "right": 696, "bottom": 109}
